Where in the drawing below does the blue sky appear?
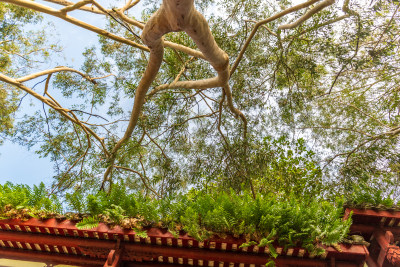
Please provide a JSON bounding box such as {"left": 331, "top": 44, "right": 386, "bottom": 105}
{"left": 0, "top": 0, "right": 143, "bottom": 186}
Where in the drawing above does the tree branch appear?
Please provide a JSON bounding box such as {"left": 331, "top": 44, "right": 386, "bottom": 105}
{"left": 2, "top": 0, "right": 149, "bottom": 51}
{"left": 43, "top": 0, "right": 103, "bottom": 14}
{"left": 59, "top": 0, "right": 92, "bottom": 13}
{"left": 114, "top": 165, "right": 160, "bottom": 198}
{"left": 0, "top": 72, "right": 109, "bottom": 156}
{"left": 278, "top": 0, "right": 335, "bottom": 30}
{"left": 230, "top": 0, "right": 321, "bottom": 76}
{"left": 17, "top": 66, "right": 97, "bottom": 83}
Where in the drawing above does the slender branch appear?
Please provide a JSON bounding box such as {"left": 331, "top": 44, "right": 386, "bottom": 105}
{"left": 113, "top": 7, "right": 145, "bottom": 29}
{"left": 69, "top": 109, "right": 109, "bottom": 121}
{"left": 144, "top": 129, "right": 168, "bottom": 160}
{"left": 278, "top": 0, "right": 335, "bottom": 30}
{"left": 223, "top": 84, "right": 247, "bottom": 138}
{"left": 114, "top": 165, "right": 160, "bottom": 198}
{"left": 59, "top": 0, "right": 91, "bottom": 13}
{"left": 2, "top": 0, "right": 149, "bottom": 51}
{"left": 284, "top": 14, "right": 349, "bottom": 41}
{"left": 230, "top": 0, "right": 321, "bottom": 76}
{"left": 17, "top": 66, "right": 96, "bottom": 83}
{"left": 343, "top": 101, "right": 387, "bottom": 127}
{"left": 0, "top": 72, "right": 109, "bottom": 156}
{"left": 44, "top": 74, "right": 52, "bottom": 96}
{"left": 326, "top": 16, "right": 361, "bottom": 95}
{"left": 121, "top": 0, "right": 139, "bottom": 12}
{"left": 217, "top": 91, "right": 232, "bottom": 156}
{"left": 146, "top": 57, "right": 195, "bottom": 97}
{"left": 43, "top": 0, "right": 104, "bottom": 14}
{"left": 175, "top": 111, "right": 218, "bottom": 128}
{"left": 372, "top": 1, "right": 400, "bottom": 51}
{"left": 244, "top": 19, "right": 278, "bottom": 37}
{"left": 298, "top": 126, "right": 372, "bottom": 137}
{"left": 82, "top": 119, "right": 129, "bottom": 127}
{"left": 92, "top": 73, "right": 115, "bottom": 80}
{"left": 171, "top": 57, "right": 194, "bottom": 85}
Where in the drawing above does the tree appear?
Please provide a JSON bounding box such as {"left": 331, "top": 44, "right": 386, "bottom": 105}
{"left": 0, "top": 2, "right": 57, "bottom": 144}
{"left": 0, "top": 0, "right": 398, "bottom": 199}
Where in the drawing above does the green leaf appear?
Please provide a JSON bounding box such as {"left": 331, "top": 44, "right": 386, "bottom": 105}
{"left": 76, "top": 216, "right": 99, "bottom": 230}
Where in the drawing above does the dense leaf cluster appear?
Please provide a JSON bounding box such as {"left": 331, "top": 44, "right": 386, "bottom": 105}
{"left": 1, "top": 182, "right": 352, "bottom": 256}
{"left": 0, "top": 182, "right": 62, "bottom": 214}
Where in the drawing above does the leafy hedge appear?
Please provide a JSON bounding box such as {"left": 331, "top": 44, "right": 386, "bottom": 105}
{"left": 0, "top": 182, "right": 352, "bottom": 257}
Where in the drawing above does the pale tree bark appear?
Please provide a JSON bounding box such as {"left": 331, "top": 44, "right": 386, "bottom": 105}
{"left": 101, "top": 0, "right": 340, "bottom": 186}
{"left": 101, "top": 0, "right": 245, "bottom": 187}
{"left": 0, "top": 0, "right": 340, "bottom": 191}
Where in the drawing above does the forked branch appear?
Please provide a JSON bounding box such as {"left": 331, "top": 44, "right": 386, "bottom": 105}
{"left": 101, "top": 0, "right": 247, "bottom": 187}
{"left": 0, "top": 73, "right": 109, "bottom": 156}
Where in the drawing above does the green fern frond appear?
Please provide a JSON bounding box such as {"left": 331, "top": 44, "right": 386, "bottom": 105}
{"left": 76, "top": 216, "right": 99, "bottom": 230}
{"left": 133, "top": 228, "right": 148, "bottom": 238}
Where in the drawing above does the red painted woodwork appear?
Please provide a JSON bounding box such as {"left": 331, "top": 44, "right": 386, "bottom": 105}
{"left": 0, "top": 213, "right": 371, "bottom": 267}
{"left": 346, "top": 208, "right": 400, "bottom": 267}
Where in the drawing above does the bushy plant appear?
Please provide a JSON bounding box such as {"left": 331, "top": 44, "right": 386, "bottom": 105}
{"left": 0, "top": 182, "right": 61, "bottom": 213}
{"left": 0, "top": 182, "right": 352, "bottom": 255}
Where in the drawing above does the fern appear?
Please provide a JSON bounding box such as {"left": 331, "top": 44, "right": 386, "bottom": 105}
{"left": 76, "top": 216, "right": 99, "bottom": 229}
{"left": 0, "top": 181, "right": 355, "bottom": 254}
{"left": 133, "top": 228, "right": 148, "bottom": 238}
{"left": 239, "top": 241, "right": 257, "bottom": 248}
{"left": 104, "top": 204, "right": 126, "bottom": 224}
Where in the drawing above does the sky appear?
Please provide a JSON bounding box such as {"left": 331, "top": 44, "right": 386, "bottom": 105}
{"left": 0, "top": 0, "right": 143, "bottom": 187}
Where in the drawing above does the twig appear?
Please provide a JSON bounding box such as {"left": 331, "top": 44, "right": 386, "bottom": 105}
{"left": 230, "top": 0, "right": 321, "bottom": 76}
{"left": 69, "top": 109, "right": 109, "bottom": 122}
{"left": 114, "top": 165, "right": 160, "bottom": 198}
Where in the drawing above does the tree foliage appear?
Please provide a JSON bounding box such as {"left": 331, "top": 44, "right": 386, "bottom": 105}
{"left": 0, "top": 0, "right": 399, "bottom": 201}
{"left": 0, "top": 3, "right": 56, "bottom": 143}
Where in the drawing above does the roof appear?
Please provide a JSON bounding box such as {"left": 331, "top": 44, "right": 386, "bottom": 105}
{"left": 0, "top": 215, "right": 369, "bottom": 267}
{"left": 346, "top": 208, "right": 400, "bottom": 267}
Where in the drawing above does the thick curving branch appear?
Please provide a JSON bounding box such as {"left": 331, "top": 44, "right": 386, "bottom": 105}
{"left": 154, "top": 0, "right": 246, "bottom": 132}
{"left": 101, "top": 10, "right": 165, "bottom": 188}
{"left": 101, "top": 0, "right": 247, "bottom": 187}
{"left": 113, "top": 8, "right": 206, "bottom": 59}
